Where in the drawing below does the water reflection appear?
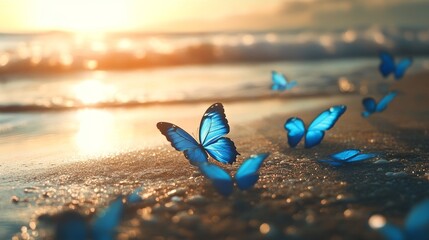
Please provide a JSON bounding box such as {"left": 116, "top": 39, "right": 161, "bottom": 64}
{"left": 75, "top": 109, "right": 115, "bottom": 156}
{"left": 73, "top": 79, "right": 115, "bottom": 104}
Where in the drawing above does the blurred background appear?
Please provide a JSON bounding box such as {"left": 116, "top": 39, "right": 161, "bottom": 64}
{"left": 0, "top": 0, "right": 428, "bottom": 169}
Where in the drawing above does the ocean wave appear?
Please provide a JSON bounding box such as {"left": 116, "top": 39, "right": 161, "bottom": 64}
{"left": 0, "top": 27, "right": 428, "bottom": 73}
{"left": 0, "top": 91, "right": 336, "bottom": 112}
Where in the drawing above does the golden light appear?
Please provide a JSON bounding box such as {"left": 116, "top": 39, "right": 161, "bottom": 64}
{"left": 75, "top": 109, "right": 115, "bottom": 156}
{"left": 0, "top": 53, "right": 9, "bottom": 67}
{"left": 117, "top": 38, "right": 133, "bottom": 51}
{"left": 368, "top": 215, "right": 386, "bottom": 229}
{"left": 31, "top": 0, "right": 131, "bottom": 32}
{"left": 342, "top": 30, "right": 357, "bottom": 43}
{"left": 73, "top": 79, "right": 116, "bottom": 105}
{"left": 84, "top": 60, "right": 98, "bottom": 70}
{"left": 337, "top": 77, "right": 355, "bottom": 93}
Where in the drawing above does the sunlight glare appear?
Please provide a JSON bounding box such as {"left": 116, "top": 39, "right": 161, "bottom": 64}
{"left": 32, "top": 0, "right": 130, "bottom": 32}
{"left": 75, "top": 110, "right": 115, "bottom": 156}
{"left": 369, "top": 215, "right": 386, "bottom": 229}
{"left": 73, "top": 79, "right": 116, "bottom": 105}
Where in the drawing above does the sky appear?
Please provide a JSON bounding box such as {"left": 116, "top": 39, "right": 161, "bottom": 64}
{"left": 0, "top": 0, "right": 428, "bottom": 33}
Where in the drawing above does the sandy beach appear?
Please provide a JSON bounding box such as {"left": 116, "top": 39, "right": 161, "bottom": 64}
{"left": 1, "top": 70, "right": 427, "bottom": 239}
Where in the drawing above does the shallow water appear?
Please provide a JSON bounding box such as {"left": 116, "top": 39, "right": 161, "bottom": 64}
{"left": 0, "top": 58, "right": 428, "bottom": 111}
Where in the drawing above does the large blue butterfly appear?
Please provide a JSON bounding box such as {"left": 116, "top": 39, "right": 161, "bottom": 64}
{"left": 318, "top": 149, "right": 377, "bottom": 166}
{"left": 379, "top": 51, "right": 412, "bottom": 80}
{"left": 284, "top": 105, "right": 347, "bottom": 148}
{"left": 157, "top": 103, "right": 239, "bottom": 165}
{"left": 372, "top": 200, "right": 429, "bottom": 240}
{"left": 271, "top": 70, "right": 297, "bottom": 91}
{"left": 198, "top": 153, "right": 269, "bottom": 196}
{"left": 362, "top": 91, "right": 397, "bottom": 118}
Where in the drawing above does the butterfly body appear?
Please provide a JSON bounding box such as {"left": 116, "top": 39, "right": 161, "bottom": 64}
{"left": 271, "top": 70, "right": 297, "bottom": 91}
{"left": 379, "top": 51, "right": 412, "bottom": 80}
{"left": 284, "top": 105, "right": 347, "bottom": 148}
{"left": 362, "top": 91, "right": 397, "bottom": 118}
{"left": 319, "top": 149, "right": 377, "bottom": 166}
{"left": 198, "top": 153, "right": 269, "bottom": 196}
{"left": 157, "top": 103, "right": 239, "bottom": 165}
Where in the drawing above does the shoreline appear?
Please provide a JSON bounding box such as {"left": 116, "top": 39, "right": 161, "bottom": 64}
{"left": 1, "top": 71, "right": 429, "bottom": 239}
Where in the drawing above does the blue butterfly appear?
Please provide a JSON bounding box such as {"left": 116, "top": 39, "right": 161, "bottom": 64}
{"left": 318, "top": 149, "right": 377, "bottom": 166}
{"left": 157, "top": 103, "right": 239, "bottom": 165}
{"left": 362, "top": 91, "right": 397, "bottom": 118}
{"left": 271, "top": 70, "right": 297, "bottom": 91}
{"left": 55, "top": 188, "right": 143, "bottom": 240}
{"left": 371, "top": 199, "right": 429, "bottom": 240}
{"left": 379, "top": 51, "right": 412, "bottom": 80}
{"left": 198, "top": 153, "right": 269, "bottom": 196}
{"left": 284, "top": 105, "right": 347, "bottom": 148}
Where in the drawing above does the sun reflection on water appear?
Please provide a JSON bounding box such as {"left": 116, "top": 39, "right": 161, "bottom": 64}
{"left": 75, "top": 109, "right": 115, "bottom": 156}
{"left": 73, "top": 79, "right": 116, "bottom": 105}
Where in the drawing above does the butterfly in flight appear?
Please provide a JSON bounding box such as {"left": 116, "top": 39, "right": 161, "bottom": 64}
{"left": 318, "top": 149, "right": 377, "bottom": 166}
{"left": 157, "top": 103, "right": 239, "bottom": 165}
{"left": 271, "top": 70, "right": 297, "bottom": 91}
{"left": 379, "top": 51, "right": 412, "bottom": 80}
{"left": 362, "top": 91, "right": 397, "bottom": 118}
{"left": 371, "top": 199, "right": 429, "bottom": 240}
{"left": 284, "top": 105, "right": 347, "bottom": 148}
{"left": 198, "top": 153, "right": 269, "bottom": 196}
{"left": 55, "top": 188, "right": 142, "bottom": 240}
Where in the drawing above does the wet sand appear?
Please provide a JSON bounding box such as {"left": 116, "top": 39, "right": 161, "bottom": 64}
{"left": 4, "top": 71, "right": 429, "bottom": 239}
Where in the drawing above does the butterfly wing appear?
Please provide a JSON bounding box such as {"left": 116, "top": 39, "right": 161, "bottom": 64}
{"left": 235, "top": 153, "right": 269, "bottom": 190}
{"left": 127, "top": 187, "right": 143, "bottom": 204}
{"left": 376, "top": 91, "right": 397, "bottom": 113}
{"left": 318, "top": 159, "right": 344, "bottom": 167}
{"left": 375, "top": 223, "right": 406, "bottom": 240}
{"left": 362, "top": 97, "right": 377, "bottom": 118}
{"left": 404, "top": 200, "right": 429, "bottom": 240}
{"left": 394, "top": 58, "right": 412, "bottom": 80}
{"left": 319, "top": 149, "right": 359, "bottom": 166}
{"left": 157, "top": 122, "right": 208, "bottom": 165}
{"left": 204, "top": 137, "right": 239, "bottom": 164}
{"left": 346, "top": 153, "right": 377, "bottom": 163}
{"left": 92, "top": 197, "right": 124, "bottom": 240}
{"left": 285, "top": 80, "right": 297, "bottom": 90}
{"left": 55, "top": 212, "right": 89, "bottom": 240}
{"left": 200, "top": 103, "right": 239, "bottom": 164}
{"left": 284, "top": 117, "right": 305, "bottom": 147}
{"left": 305, "top": 105, "right": 347, "bottom": 148}
{"left": 271, "top": 70, "right": 287, "bottom": 91}
{"left": 330, "top": 149, "right": 361, "bottom": 161}
{"left": 198, "top": 163, "right": 233, "bottom": 196}
{"left": 379, "top": 51, "right": 396, "bottom": 78}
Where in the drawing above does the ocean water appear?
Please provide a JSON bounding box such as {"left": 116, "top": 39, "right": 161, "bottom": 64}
{"left": 0, "top": 28, "right": 428, "bottom": 173}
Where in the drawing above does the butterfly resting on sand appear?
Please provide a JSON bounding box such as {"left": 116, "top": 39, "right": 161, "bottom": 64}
{"left": 271, "top": 70, "right": 297, "bottom": 91}
{"left": 319, "top": 149, "right": 377, "bottom": 166}
{"left": 198, "top": 153, "right": 269, "bottom": 196}
{"left": 284, "top": 105, "right": 347, "bottom": 148}
{"left": 157, "top": 103, "right": 239, "bottom": 165}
